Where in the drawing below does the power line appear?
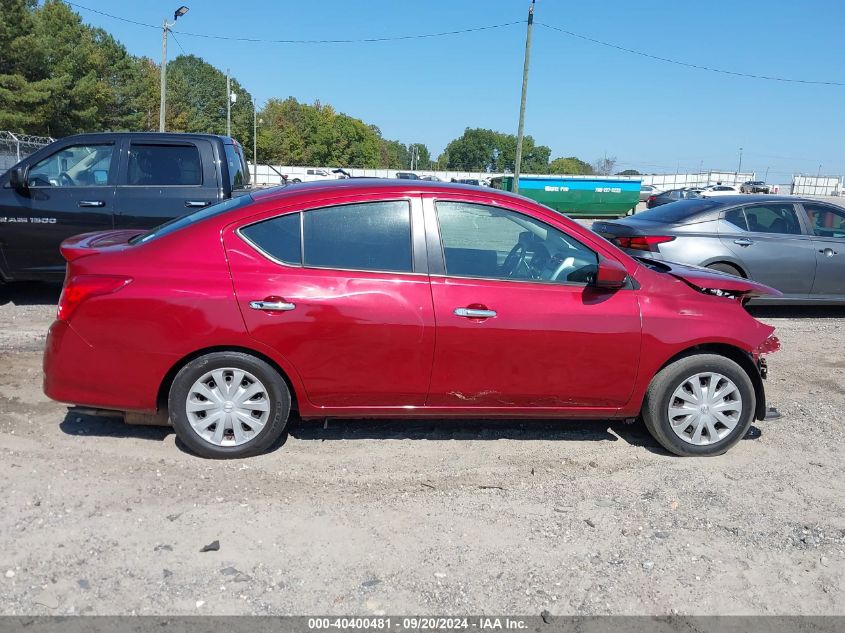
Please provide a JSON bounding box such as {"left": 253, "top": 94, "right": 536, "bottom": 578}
{"left": 537, "top": 22, "right": 845, "bottom": 87}
{"left": 67, "top": 2, "right": 523, "bottom": 44}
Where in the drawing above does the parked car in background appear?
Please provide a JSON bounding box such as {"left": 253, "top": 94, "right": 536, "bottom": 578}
{"left": 592, "top": 195, "right": 845, "bottom": 303}
{"left": 288, "top": 168, "right": 339, "bottom": 184}
{"left": 701, "top": 184, "right": 742, "bottom": 197}
{"left": 639, "top": 184, "right": 662, "bottom": 202}
{"left": 44, "top": 180, "right": 779, "bottom": 459}
{"left": 0, "top": 132, "right": 249, "bottom": 283}
{"left": 741, "top": 181, "right": 771, "bottom": 194}
{"left": 646, "top": 188, "right": 701, "bottom": 208}
{"left": 396, "top": 172, "right": 420, "bottom": 180}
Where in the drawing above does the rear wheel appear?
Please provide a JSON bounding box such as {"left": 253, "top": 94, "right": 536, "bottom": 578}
{"left": 168, "top": 351, "right": 290, "bottom": 459}
{"left": 642, "top": 354, "right": 755, "bottom": 456}
{"left": 706, "top": 262, "right": 743, "bottom": 277}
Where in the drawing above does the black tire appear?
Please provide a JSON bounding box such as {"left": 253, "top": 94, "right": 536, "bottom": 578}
{"left": 291, "top": 178, "right": 301, "bottom": 184}
{"left": 168, "top": 351, "right": 290, "bottom": 459}
{"left": 706, "top": 262, "right": 743, "bottom": 277}
{"left": 642, "top": 354, "right": 756, "bottom": 457}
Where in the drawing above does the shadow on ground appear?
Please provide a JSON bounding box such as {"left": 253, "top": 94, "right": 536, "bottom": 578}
{"left": 58, "top": 411, "right": 763, "bottom": 458}
{"left": 0, "top": 281, "right": 62, "bottom": 307}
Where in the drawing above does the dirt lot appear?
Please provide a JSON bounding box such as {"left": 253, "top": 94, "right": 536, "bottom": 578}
{"left": 1, "top": 283, "right": 843, "bottom": 616}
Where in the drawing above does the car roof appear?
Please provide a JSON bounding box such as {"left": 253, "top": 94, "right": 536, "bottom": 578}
{"left": 61, "top": 131, "right": 237, "bottom": 144}
{"left": 251, "top": 178, "right": 506, "bottom": 202}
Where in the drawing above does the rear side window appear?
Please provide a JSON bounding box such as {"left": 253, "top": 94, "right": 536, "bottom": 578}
{"left": 303, "top": 201, "right": 412, "bottom": 272}
{"left": 723, "top": 208, "right": 748, "bottom": 230}
{"left": 127, "top": 144, "right": 201, "bottom": 185}
{"left": 743, "top": 203, "right": 801, "bottom": 235}
{"left": 240, "top": 213, "right": 301, "bottom": 265}
{"left": 224, "top": 143, "right": 247, "bottom": 190}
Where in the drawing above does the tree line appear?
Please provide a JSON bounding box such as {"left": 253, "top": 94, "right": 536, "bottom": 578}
{"left": 0, "top": 0, "right": 635, "bottom": 175}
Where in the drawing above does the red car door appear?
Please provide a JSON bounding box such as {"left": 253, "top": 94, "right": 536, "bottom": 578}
{"left": 425, "top": 198, "right": 642, "bottom": 410}
{"left": 224, "top": 196, "right": 435, "bottom": 408}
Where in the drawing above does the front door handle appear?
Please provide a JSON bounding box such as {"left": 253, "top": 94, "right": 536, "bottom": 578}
{"left": 819, "top": 247, "right": 838, "bottom": 257}
{"left": 78, "top": 200, "right": 105, "bottom": 208}
{"left": 454, "top": 307, "right": 497, "bottom": 319}
{"left": 249, "top": 300, "right": 296, "bottom": 312}
{"left": 185, "top": 200, "right": 210, "bottom": 208}
{"left": 733, "top": 238, "right": 754, "bottom": 247}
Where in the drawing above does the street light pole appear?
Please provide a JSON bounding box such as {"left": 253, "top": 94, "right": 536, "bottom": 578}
{"left": 512, "top": 0, "right": 535, "bottom": 195}
{"left": 159, "top": 6, "right": 189, "bottom": 132}
{"left": 226, "top": 69, "right": 231, "bottom": 137}
{"left": 253, "top": 97, "right": 258, "bottom": 186}
{"left": 737, "top": 147, "right": 743, "bottom": 175}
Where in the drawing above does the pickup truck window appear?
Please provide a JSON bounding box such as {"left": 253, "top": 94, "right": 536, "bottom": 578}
{"left": 127, "top": 144, "right": 202, "bottom": 186}
{"left": 28, "top": 144, "right": 114, "bottom": 187}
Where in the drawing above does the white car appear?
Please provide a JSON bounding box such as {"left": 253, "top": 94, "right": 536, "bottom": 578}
{"left": 700, "top": 184, "right": 741, "bottom": 197}
{"left": 287, "top": 168, "right": 341, "bottom": 184}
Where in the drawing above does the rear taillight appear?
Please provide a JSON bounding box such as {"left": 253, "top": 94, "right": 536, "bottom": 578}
{"left": 57, "top": 275, "right": 132, "bottom": 321}
{"left": 647, "top": 195, "right": 656, "bottom": 202}
{"left": 613, "top": 236, "right": 676, "bottom": 252}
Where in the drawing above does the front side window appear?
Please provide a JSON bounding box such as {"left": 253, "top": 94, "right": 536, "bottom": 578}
{"left": 435, "top": 201, "right": 598, "bottom": 284}
{"left": 303, "top": 201, "right": 412, "bottom": 273}
{"left": 805, "top": 204, "right": 845, "bottom": 238}
{"left": 743, "top": 203, "right": 802, "bottom": 235}
{"left": 28, "top": 144, "right": 114, "bottom": 187}
{"left": 127, "top": 144, "right": 202, "bottom": 186}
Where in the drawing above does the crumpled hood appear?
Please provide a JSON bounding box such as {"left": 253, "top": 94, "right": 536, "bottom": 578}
{"left": 641, "top": 258, "right": 783, "bottom": 299}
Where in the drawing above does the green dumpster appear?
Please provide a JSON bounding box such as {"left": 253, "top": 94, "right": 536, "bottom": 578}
{"left": 493, "top": 176, "right": 640, "bottom": 217}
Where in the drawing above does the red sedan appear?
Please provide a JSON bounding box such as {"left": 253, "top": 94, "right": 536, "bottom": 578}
{"left": 44, "top": 180, "right": 780, "bottom": 459}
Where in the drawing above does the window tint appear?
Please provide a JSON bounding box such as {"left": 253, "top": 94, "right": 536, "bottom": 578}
{"left": 723, "top": 208, "right": 748, "bottom": 231}
{"left": 127, "top": 144, "right": 201, "bottom": 186}
{"left": 743, "top": 204, "right": 801, "bottom": 235}
{"left": 240, "top": 213, "right": 302, "bottom": 265}
{"left": 302, "top": 201, "right": 412, "bottom": 273}
{"left": 805, "top": 204, "right": 845, "bottom": 238}
{"left": 436, "top": 201, "right": 597, "bottom": 284}
{"left": 28, "top": 144, "right": 113, "bottom": 187}
{"left": 224, "top": 143, "right": 246, "bottom": 190}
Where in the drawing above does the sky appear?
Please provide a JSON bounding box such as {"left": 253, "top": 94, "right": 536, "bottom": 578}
{"left": 63, "top": 0, "right": 844, "bottom": 181}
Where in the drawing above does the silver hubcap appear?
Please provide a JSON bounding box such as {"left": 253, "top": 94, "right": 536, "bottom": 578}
{"left": 185, "top": 368, "right": 270, "bottom": 447}
{"left": 667, "top": 372, "right": 743, "bottom": 446}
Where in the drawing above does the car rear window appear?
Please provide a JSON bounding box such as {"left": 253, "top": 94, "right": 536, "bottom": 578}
{"left": 635, "top": 199, "right": 722, "bottom": 223}
{"left": 130, "top": 194, "right": 253, "bottom": 244}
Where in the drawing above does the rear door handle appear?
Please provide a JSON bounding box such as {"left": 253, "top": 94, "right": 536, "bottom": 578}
{"left": 733, "top": 238, "right": 754, "bottom": 246}
{"left": 454, "top": 307, "right": 497, "bottom": 319}
{"left": 185, "top": 200, "right": 210, "bottom": 208}
{"left": 819, "top": 248, "right": 838, "bottom": 257}
{"left": 249, "top": 300, "right": 296, "bottom": 312}
{"left": 78, "top": 200, "right": 105, "bottom": 208}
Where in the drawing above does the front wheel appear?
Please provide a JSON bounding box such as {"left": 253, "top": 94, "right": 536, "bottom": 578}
{"left": 642, "top": 354, "right": 755, "bottom": 456}
{"left": 168, "top": 351, "right": 290, "bottom": 459}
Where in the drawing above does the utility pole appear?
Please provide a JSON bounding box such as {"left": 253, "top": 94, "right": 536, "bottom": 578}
{"left": 159, "top": 6, "right": 189, "bottom": 132}
{"left": 737, "top": 147, "right": 743, "bottom": 175}
{"left": 512, "top": 0, "right": 535, "bottom": 194}
{"left": 226, "top": 69, "right": 231, "bottom": 137}
{"left": 253, "top": 97, "right": 258, "bottom": 186}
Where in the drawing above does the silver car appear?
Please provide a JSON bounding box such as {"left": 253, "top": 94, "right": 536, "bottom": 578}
{"left": 592, "top": 195, "right": 845, "bottom": 303}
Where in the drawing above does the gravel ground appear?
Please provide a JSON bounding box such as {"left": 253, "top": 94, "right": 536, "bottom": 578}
{"left": 0, "top": 282, "right": 843, "bottom": 616}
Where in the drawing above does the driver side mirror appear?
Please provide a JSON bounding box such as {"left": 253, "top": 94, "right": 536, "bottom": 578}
{"left": 592, "top": 257, "right": 629, "bottom": 289}
{"left": 8, "top": 166, "right": 28, "bottom": 192}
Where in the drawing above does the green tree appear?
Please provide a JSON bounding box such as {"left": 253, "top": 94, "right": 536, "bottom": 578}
{"left": 442, "top": 128, "right": 551, "bottom": 173}
{"left": 549, "top": 156, "right": 594, "bottom": 175}
{"left": 380, "top": 139, "right": 409, "bottom": 169}
{"left": 616, "top": 169, "right": 641, "bottom": 176}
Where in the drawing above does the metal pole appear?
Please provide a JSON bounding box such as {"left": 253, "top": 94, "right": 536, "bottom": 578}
{"left": 737, "top": 147, "right": 743, "bottom": 175}
{"left": 764, "top": 166, "right": 769, "bottom": 182}
{"left": 253, "top": 97, "right": 257, "bottom": 185}
{"left": 226, "top": 70, "right": 231, "bottom": 137}
{"left": 512, "top": 0, "right": 535, "bottom": 194}
{"left": 159, "top": 19, "right": 168, "bottom": 132}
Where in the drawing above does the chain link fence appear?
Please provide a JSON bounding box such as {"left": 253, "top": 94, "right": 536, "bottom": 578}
{"left": 0, "top": 131, "right": 54, "bottom": 173}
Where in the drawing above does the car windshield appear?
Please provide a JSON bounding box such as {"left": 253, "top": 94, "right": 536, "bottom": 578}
{"left": 129, "top": 194, "right": 254, "bottom": 245}
{"left": 634, "top": 198, "right": 722, "bottom": 223}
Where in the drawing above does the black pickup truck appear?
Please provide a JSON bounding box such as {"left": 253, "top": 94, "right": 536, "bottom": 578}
{"left": 0, "top": 132, "right": 250, "bottom": 282}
